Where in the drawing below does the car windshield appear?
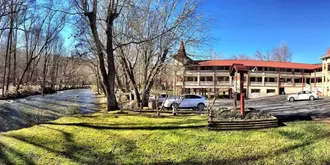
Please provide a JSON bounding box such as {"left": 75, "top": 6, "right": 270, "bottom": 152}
{"left": 160, "top": 94, "right": 167, "bottom": 98}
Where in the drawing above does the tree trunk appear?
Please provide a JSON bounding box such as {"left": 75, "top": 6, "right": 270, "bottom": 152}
{"left": 105, "top": 15, "right": 119, "bottom": 111}
{"left": 13, "top": 24, "right": 18, "bottom": 86}
{"left": 42, "top": 52, "right": 48, "bottom": 94}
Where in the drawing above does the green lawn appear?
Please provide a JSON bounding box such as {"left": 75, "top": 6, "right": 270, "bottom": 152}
{"left": 0, "top": 111, "right": 330, "bottom": 165}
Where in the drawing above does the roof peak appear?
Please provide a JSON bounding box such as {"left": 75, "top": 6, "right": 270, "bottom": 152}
{"left": 177, "top": 41, "right": 187, "bottom": 57}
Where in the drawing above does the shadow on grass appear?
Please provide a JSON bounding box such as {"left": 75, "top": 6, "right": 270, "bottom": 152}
{"left": 44, "top": 122, "right": 207, "bottom": 130}
{"left": 0, "top": 141, "right": 36, "bottom": 165}
{"left": 150, "top": 127, "right": 330, "bottom": 164}
{"left": 2, "top": 126, "right": 115, "bottom": 165}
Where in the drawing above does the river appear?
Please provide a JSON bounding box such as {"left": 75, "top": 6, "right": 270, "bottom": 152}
{"left": 0, "top": 89, "right": 98, "bottom": 132}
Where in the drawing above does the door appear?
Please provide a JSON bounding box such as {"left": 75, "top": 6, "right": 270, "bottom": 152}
{"left": 187, "top": 95, "right": 202, "bottom": 107}
{"left": 179, "top": 95, "right": 191, "bottom": 108}
{"left": 279, "top": 88, "right": 285, "bottom": 95}
{"left": 298, "top": 91, "right": 308, "bottom": 100}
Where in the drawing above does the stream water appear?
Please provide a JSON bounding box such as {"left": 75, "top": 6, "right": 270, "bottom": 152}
{"left": 0, "top": 89, "right": 98, "bottom": 132}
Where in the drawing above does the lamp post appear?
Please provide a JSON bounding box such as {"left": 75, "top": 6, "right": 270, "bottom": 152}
{"left": 230, "top": 64, "right": 249, "bottom": 115}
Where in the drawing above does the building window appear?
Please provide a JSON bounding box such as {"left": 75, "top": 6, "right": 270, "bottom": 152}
{"left": 200, "top": 66, "right": 213, "bottom": 70}
{"left": 294, "top": 78, "right": 302, "bottom": 83}
{"left": 269, "top": 67, "right": 276, "bottom": 71}
{"left": 294, "top": 69, "right": 301, "bottom": 72}
{"left": 268, "top": 77, "right": 276, "bottom": 82}
{"left": 187, "top": 66, "right": 198, "bottom": 70}
{"left": 200, "top": 76, "right": 213, "bottom": 81}
{"left": 279, "top": 68, "right": 286, "bottom": 72}
{"left": 185, "top": 77, "right": 197, "bottom": 81}
{"left": 216, "top": 66, "right": 225, "bottom": 70}
{"left": 257, "top": 67, "right": 263, "bottom": 71}
{"left": 250, "top": 77, "right": 256, "bottom": 82}
{"left": 217, "top": 76, "right": 229, "bottom": 82}
{"left": 251, "top": 89, "right": 260, "bottom": 93}
{"left": 286, "top": 68, "right": 292, "bottom": 72}
{"left": 206, "top": 76, "right": 213, "bottom": 81}
{"left": 267, "top": 89, "right": 275, "bottom": 93}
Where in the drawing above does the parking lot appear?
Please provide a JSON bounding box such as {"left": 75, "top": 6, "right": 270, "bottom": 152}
{"left": 213, "top": 95, "right": 330, "bottom": 121}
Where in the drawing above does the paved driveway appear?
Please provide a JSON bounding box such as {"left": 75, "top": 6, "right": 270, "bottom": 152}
{"left": 212, "top": 96, "right": 330, "bottom": 121}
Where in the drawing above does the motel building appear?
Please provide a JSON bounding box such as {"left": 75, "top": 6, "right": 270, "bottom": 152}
{"left": 173, "top": 42, "right": 330, "bottom": 98}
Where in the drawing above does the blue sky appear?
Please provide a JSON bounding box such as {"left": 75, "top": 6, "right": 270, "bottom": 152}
{"left": 196, "top": 0, "right": 330, "bottom": 63}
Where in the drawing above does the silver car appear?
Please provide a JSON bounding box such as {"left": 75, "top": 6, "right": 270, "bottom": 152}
{"left": 287, "top": 91, "right": 319, "bottom": 102}
{"left": 163, "top": 94, "right": 208, "bottom": 111}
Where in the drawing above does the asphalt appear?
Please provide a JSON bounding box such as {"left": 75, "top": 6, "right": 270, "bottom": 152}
{"left": 212, "top": 95, "right": 330, "bottom": 121}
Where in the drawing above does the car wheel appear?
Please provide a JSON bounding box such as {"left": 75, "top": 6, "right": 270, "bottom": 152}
{"left": 309, "top": 96, "right": 315, "bottom": 101}
{"left": 197, "top": 103, "right": 205, "bottom": 111}
{"left": 289, "top": 97, "right": 295, "bottom": 102}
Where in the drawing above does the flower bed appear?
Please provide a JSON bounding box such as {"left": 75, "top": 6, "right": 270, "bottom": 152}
{"left": 208, "top": 108, "right": 278, "bottom": 130}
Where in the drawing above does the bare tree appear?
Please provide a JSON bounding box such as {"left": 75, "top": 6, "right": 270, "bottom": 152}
{"left": 273, "top": 42, "right": 292, "bottom": 62}
{"left": 231, "top": 54, "right": 251, "bottom": 60}
{"left": 16, "top": 5, "right": 66, "bottom": 93}
{"left": 254, "top": 42, "right": 292, "bottom": 62}
{"left": 115, "top": 0, "right": 212, "bottom": 107}
{"left": 73, "top": 0, "right": 126, "bottom": 111}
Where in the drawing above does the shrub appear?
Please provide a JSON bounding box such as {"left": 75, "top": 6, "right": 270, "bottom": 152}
{"left": 67, "top": 105, "right": 81, "bottom": 115}
{"left": 214, "top": 108, "right": 273, "bottom": 120}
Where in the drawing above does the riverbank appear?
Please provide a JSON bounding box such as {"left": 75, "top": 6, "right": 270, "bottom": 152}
{"left": 0, "top": 86, "right": 91, "bottom": 100}
{"left": 0, "top": 89, "right": 100, "bottom": 132}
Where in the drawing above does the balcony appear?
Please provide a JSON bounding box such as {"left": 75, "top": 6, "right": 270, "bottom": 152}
{"left": 280, "top": 72, "right": 294, "bottom": 77}
{"left": 185, "top": 81, "right": 198, "bottom": 86}
{"left": 280, "top": 82, "right": 293, "bottom": 86}
{"left": 199, "top": 70, "right": 214, "bottom": 75}
{"left": 200, "top": 81, "right": 214, "bottom": 86}
{"left": 250, "top": 82, "right": 263, "bottom": 86}
{"left": 264, "top": 82, "right": 278, "bottom": 86}
{"left": 294, "top": 83, "right": 303, "bottom": 87}
{"left": 185, "top": 70, "right": 199, "bottom": 75}
{"left": 217, "top": 81, "right": 230, "bottom": 86}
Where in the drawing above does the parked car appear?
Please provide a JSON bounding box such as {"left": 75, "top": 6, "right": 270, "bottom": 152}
{"left": 158, "top": 93, "right": 168, "bottom": 104}
{"left": 163, "top": 94, "right": 207, "bottom": 111}
{"left": 287, "top": 91, "right": 319, "bottom": 102}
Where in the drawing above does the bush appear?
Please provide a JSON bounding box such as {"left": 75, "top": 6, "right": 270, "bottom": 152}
{"left": 67, "top": 105, "right": 81, "bottom": 115}
{"left": 214, "top": 108, "right": 272, "bottom": 120}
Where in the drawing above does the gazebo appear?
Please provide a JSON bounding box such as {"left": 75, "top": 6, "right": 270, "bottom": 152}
{"left": 230, "top": 63, "right": 249, "bottom": 115}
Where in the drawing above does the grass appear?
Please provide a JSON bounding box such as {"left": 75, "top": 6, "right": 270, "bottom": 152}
{"left": 1, "top": 110, "right": 330, "bottom": 164}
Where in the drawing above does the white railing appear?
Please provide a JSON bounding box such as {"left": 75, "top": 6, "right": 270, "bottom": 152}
{"left": 264, "top": 82, "right": 278, "bottom": 86}
{"left": 200, "top": 81, "right": 214, "bottom": 86}
{"left": 250, "top": 82, "right": 263, "bottom": 85}
{"left": 185, "top": 70, "right": 199, "bottom": 75}
{"left": 217, "top": 82, "right": 230, "bottom": 86}
{"left": 281, "top": 82, "right": 294, "bottom": 86}
{"left": 185, "top": 81, "right": 198, "bottom": 86}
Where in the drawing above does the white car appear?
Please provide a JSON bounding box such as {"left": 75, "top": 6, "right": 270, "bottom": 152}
{"left": 287, "top": 91, "right": 319, "bottom": 102}
{"left": 163, "top": 94, "right": 207, "bottom": 111}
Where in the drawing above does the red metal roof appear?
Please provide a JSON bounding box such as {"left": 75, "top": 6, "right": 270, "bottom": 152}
{"left": 321, "top": 48, "right": 330, "bottom": 59}
{"left": 230, "top": 64, "right": 249, "bottom": 76}
{"left": 198, "top": 60, "right": 322, "bottom": 70}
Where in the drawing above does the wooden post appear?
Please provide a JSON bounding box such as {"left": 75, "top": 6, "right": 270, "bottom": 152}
{"left": 314, "top": 70, "right": 316, "bottom": 88}
{"left": 240, "top": 73, "right": 244, "bottom": 115}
